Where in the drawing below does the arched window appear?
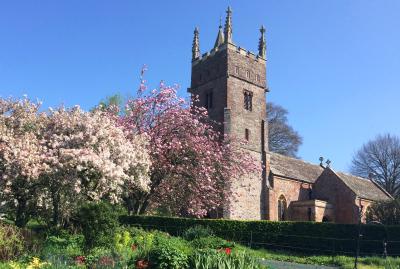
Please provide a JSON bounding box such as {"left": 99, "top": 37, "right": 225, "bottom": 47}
{"left": 278, "top": 195, "right": 287, "bottom": 221}
{"left": 365, "top": 206, "right": 373, "bottom": 223}
{"left": 322, "top": 216, "right": 331, "bottom": 222}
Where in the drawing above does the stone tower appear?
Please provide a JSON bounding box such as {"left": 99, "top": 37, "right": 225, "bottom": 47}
{"left": 188, "top": 7, "right": 269, "bottom": 220}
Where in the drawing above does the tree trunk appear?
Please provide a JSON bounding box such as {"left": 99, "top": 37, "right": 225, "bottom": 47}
{"left": 51, "top": 187, "right": 61, "bottom": 226}
{"left": 15, "top": 198, "right": 29, "bottom": 228}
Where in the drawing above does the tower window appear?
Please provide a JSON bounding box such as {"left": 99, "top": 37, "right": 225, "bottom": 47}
{"left": 246, "top": 70, "right": 250, "bottom": 78}
{"left": 256, "top": 74, "right": 260, "bottom": 82}
{"left": 235, "top": 66, "right": 239, "bottom": 74}
{"left": 245, "top": 128, "right": 250, "bottom": 141}
{"left": 243, "top": 90, "right": 253, "bottom": 111}
{"left": 205, "top": 91, "right": 213, "bottom": 109}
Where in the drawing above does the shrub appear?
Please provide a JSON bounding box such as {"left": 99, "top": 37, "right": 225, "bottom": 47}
{"left": 191, "top": 236, "right": 235, "bottom": 250}
{"left": 41, "top": 233, "right": 84, "bottom": 258}
{"left": 182, "top": 225, "right": 214, "bottom": 241}
{"left": 0, "top": 222, "right": 24, "bottom": 261}
{"left": 148, "top": 234, "right": 191, "bottom": 269}
{"left": 76, "top": 202, "right": 124, "bottom": 248}
{"left": 120, "top": 215, "right": 400, "bottom": 256}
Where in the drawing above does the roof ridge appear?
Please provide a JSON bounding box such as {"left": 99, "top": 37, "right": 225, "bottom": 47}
{"left": 269, "top": 152, "right": 322, "bottom": 168}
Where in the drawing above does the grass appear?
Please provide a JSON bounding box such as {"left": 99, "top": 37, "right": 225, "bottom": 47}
{"left": 233, "top": 245, "right": 400, "bottom": 269}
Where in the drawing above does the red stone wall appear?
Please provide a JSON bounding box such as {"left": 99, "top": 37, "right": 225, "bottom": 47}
{"left": 290, "top": 200, "right": 334, "bottom": 222}
{"left": 314, "top": 169, "right": 361, "bottom": 224}
{"left": 267, "top": 175, "right": 312, "bottom": 221}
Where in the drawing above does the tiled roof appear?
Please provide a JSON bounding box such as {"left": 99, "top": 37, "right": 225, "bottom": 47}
{"left": 269, "top": 152, "right": 324, "bottom": 183}
{"left": 269, "top": 152, "right": 392, "bottom": 201}
{"left": 334, "top": 171, "right": 392, "bottom": 201}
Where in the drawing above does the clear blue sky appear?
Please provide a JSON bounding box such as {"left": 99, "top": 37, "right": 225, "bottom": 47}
{"left": 1, "top": 0, "right": 400, "bottom": 172}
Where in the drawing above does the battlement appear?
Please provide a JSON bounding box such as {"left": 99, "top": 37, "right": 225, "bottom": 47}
{"left": 192, "top": 43, "right": 265, "bottom": 66}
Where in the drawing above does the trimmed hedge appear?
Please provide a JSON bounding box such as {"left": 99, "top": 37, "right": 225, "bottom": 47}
{"left": 120, "top": 215, "right": 400, "bottom": 256}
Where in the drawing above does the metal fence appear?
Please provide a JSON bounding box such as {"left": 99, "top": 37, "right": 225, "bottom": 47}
{"left": 126, "top": 223, "right": 400, "bottom": 257}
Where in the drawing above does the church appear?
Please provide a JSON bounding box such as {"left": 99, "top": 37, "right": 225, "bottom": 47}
{"left": 188, "top": 7, "right": 392, "bottom": 224}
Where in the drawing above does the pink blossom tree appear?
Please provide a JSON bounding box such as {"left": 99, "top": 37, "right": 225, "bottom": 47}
{"left": 120, "top": 74, "right": 259, "bottom": 217}
{"left": 0, "top": 97, "right": 151, "bottom": 226}
{"left": 0, "top": 97, "right": 48, "bottom": 227}
{"left": 41, "top": 106, "right": 151, "bottom": 225}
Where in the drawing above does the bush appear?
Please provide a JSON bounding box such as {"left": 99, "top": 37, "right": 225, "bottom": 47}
{"left": 182, "top": 225, "right": 214, "bottom": 241}
{"left": 148, "top": 234, "right": 191, "bottom": 269}
{"left": 191, "top": 236, "right": 235, "bottom": 250}
{"left": 41, "top": 233, "right": 84, "bottom": 259}
{"left": 0, "top": 222, "right": 24, "bottom": 261}
{"left": 76, "top": 202, "right": 124, "bottom": 248}
{"left": 120, "top": 215, "right": 400, "bottom": 256}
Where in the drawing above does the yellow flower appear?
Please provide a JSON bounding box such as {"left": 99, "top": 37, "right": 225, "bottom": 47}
{"left": 26, "top": 257, "right": 51, "bottom": 269}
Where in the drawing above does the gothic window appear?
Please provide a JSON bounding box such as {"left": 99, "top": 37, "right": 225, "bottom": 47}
{"left": 243, "top": 90, "right": 253, "bottom": 111}
{"left": 245, "top": 128, "right": 250, "bottom": 141}
{"left": 278, "top": 195, "right": 287, "bottom": 221}
{"left": 235, "top": 66, "right": 239, "bottom": 74}
{"left": 365, "top": 206, "right": 373, "bottom": 223}
{"left": 246, "top": 70, "right": 250, "bottom": 79}
{"left": 205, "top": 91, "right": 213, "bottom": 109}
{"left": 322, "top": 216, "right": 331, "bottom": 222}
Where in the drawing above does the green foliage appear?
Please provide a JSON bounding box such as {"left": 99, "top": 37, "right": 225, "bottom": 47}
{"left": 0, "top": 222, "right": 24, "bottom": 261}
{"left": 182, "top": 225, "right": 214, "bottom": 241}
{"left": 120, "top": 215, "right": 400, "bottom": 256}
{"left": 41, "top": 233, "right": 84, "bottom": 259}
{"left": 113, "top": 229, "right": 132, "bottom": 252}
{"left": 191, "top": 236, "right": 235, "bottom": 250}
{"left": 148, "top": 234, "right": 191, "bottom": 269}
{"left": 192, "top": 249, "right": 266, "bottom": 269}
{"left": 76, "top": 202, "right": 124, "bottom": 249}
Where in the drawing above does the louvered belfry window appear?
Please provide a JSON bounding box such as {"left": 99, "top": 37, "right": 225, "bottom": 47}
{"left": 244, "top": 90, "right": 253, "bottom": 111}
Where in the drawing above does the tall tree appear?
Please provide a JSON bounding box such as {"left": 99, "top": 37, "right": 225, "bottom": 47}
{"left": 118, "top": 75, "right": 259, "bottom": 217}
{"left": 0, "top": 97, "right": 151, "bottom": 226}
{"left": 351, "top": 134, "right": 400, "bottom": 198}
{"left": 41, "top": 106, "right": 151, "bottom": 225}
{"left": 267, "top": 103, "right": 302, "bottom": 157}
{"left": 0, "top": 97, "right": 48, "bottom": 227}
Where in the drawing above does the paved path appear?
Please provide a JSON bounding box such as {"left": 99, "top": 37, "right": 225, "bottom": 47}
{"left": 260, "top": 259, "right": 339, "bottom": 269}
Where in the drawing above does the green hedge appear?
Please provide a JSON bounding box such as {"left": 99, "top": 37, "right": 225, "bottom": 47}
{"left": 120, "top": 215, "right": 400, "bottom": 256}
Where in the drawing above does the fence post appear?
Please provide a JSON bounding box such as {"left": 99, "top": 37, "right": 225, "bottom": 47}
{"left": 332, "top": 239, "right": 336, "bottom": 264}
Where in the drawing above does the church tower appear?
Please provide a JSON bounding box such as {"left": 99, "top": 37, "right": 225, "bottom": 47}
{"left": 188, "top": 7, "right": 269, "bottom": 220}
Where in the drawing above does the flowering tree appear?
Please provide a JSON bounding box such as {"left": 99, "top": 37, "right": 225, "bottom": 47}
{"left": 0, "top": 97, "right": 48, "bottom": 227}
{"left": 120, "top": 74, "right": 259, "bottom": 217}
{"left": 0, "top": 97, "right": 151, "bottom": 226}
{"left": 41, "top": 106, "right": 151, "bottom": 225}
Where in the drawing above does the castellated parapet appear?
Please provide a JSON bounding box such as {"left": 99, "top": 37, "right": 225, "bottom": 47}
{"left": 192, "top": 43, "right": 266, "bottom": 67}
